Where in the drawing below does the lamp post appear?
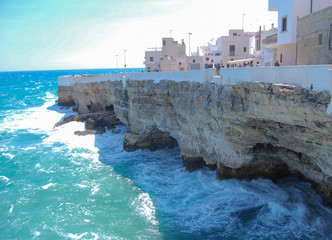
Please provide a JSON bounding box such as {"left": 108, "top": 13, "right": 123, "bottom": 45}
{"left": 188, "top": 32, "right": 192, "bottom": 56}
{"left": 124, "top": 50, "right": 127, "bottom": 73}
{"left": 115, "top": 54, "right": 118, "bottom": 72}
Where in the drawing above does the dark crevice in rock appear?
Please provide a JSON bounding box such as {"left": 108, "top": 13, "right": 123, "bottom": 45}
{"left": 216, "top": 163, "right": 290, "bottom": 182}
{"left": 123, "top": 129, "right": 178, "bottom": 152}
{"left": 105, "top": 105, "right": 114, "bottom": 111}
{"left": 182, "top": 155, "right": 206, "bottom": 172}
{"left": 217, "top": 143, "right": 300, "bottom": 181}
{"left": 58, "top": 100, "right": 76, "bottom": 107}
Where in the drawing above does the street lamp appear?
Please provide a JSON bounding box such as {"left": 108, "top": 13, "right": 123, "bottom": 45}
{"left": 188, "top": 32, "right": 192, "bottom": 56}
{"left": 124, "top": 50, "right": 127, "bottom": 73}
{"left": 115, "top": 54, "right": 118, "bottom": 72}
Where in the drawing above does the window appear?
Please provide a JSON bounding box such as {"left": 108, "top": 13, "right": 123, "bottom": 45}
{"left": 280, "top": 54, "right": 283, "bottom": 63}
{"left": 230, "top": 45, "right": 235, "bottom": 56}
{"left": 233, "top": 33, "right": 238, "bottom": 36}
{"left": 318, "top": 34, "right": 323, "bottom": 45}
{"left": 193, "top": 59, "right": 196, "bottom": 63}
{"left": 179, "top": 62, "right": 181, "bottom": 65}
{"left": 282, "top": 17, "right": 287, "bottom": 32}
{"left": 149, "top": 57, "right": 154, "bottom": 62}
{"left": 163, "top": 40, "right": 166, "bottom": 46}
{"left": 243, "top": 47, "right": 247, "bottom": 52}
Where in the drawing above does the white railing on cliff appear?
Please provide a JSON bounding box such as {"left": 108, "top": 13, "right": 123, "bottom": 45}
{"left": 58, "top": 69, "right": 215, "bottom": 87}
{"left": 219, "top": 65, "right": 332, "bottom": 93}
{"left": 58, "top": 65, "right": 332, "bottom": 113}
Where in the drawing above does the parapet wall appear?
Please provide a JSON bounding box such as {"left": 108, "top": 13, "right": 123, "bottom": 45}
{"left": 59, "top": 66, "right": 332, "bottom": 91}
{"left": 58, "top": 69, "right": 215, "bottom": 87}
{"left": 219, "top": 65, "right": 332, "bottom": 92}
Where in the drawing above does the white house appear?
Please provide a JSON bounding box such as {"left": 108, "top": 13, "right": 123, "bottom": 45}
{"left": 144, "top": 49, "right": 162, "bottom": 72}
{"left": 252, "top": 25, "right": 278, "bottom": 66}
{"left": 268, "top": 0, "right": 332, "bottom": 66}
{"left": 216, "top": 29, "right": 253, "bottom": 67}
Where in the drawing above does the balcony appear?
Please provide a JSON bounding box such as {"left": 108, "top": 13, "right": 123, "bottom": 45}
{"left": 263, "top": 34, "right": 278, "bottom": 45}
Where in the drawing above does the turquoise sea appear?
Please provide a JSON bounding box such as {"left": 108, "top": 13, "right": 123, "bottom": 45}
{"left": 1, "top": 68, "right": 332, "bottom": 240}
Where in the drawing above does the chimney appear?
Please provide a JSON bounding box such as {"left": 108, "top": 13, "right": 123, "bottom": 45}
{"left": 271, "top": 23, "right": 274, "bottom": 29}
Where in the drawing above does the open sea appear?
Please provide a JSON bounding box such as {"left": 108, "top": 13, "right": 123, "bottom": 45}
{"left": 1, "top": 68, "right": 332, "bottom": 240}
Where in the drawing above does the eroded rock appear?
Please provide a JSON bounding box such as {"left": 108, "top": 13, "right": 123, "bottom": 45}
{"left": 57, "top": 78, "right": 332, "bottom": 206}
{"left": 74, "top": 130, "right": 94, "bottom": 136}
{"left": 123, "top": 130, "right": 178, "bottom": 152}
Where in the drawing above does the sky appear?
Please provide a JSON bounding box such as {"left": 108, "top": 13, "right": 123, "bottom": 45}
{"left": 0, "top": 0, "right": 277, "bottom": 71}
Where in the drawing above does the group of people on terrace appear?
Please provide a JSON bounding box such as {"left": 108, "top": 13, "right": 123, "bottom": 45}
{"left": 230, "top": 61, "right": 260, "bottom": 68}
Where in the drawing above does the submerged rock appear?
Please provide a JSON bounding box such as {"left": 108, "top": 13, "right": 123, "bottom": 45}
{"left": 96, "top": 126, "right": 106, "bottom": 135}
{"left": 85, "top": 118, "right": 95, "bottom": 130}
{"left": 74, "top": 130, "right": 94, "bottom": 136}
{"left": 182, "top": 155, "right": 206, "bottom": 172}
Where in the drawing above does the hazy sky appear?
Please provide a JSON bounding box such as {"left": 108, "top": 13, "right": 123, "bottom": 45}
{"left": 0, "top": 0, "right": 277, "bottom": 71}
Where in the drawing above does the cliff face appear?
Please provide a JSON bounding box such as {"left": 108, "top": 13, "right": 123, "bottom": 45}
{"left": 58, "top": 79, "right": 332, "bottom": 205}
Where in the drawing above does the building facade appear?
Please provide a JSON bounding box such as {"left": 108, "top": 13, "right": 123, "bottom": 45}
{"left": 253, "top": 26, "right": 278, "bottom": 66}
{"left": 297, "top": 6, "right": 332, "bottom": 65}
{"left": 160, "top": 38, "right": 188, "bottom": 72}
{"left": 268, "top": 0, "right": 331, "bottom": 66}
{"left": 144, "top": 49, "right": 162, "bottom": 72}
{"left": 217, "top": 29, "right": 253, "bottom": 67}
{"left": 144, "top": 38, "right": 189, "bottom": 72}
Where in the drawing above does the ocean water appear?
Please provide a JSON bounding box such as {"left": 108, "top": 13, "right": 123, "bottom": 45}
{"left": 0, "top": 68, "right": 332, "bottom": 240}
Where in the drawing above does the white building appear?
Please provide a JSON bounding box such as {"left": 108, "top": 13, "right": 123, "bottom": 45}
{"left": 252, "top": 25, "right": 278, "bottom": 66}
{"left": 160, "top": 38, "right": 188, "bottom": 72}
{"left": 217, "top": 29, "right": 253, "bottom": 67}
{"left": 144, "top": 48, "right": 162, "bottom": 72}
{"left": 144, "top": 38, "right": 188, "bottom": 72}
{"left": 268, "top": 0, "right": 332, "bottom": 66}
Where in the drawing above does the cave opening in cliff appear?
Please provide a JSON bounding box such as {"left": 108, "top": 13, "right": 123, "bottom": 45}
{"left": 105, "top": 104, "right": 114, "bottom": 112}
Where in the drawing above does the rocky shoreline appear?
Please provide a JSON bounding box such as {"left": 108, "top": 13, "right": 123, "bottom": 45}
{"left": 57, "top": 79, "right": 332, "bottom": 207}
{"left": 54, "top": 110, "right": 118, "bottom": 136}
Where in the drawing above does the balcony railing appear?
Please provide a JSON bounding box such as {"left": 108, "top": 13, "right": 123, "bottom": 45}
{"left": 263, "top": 34, "right": 278, "bottom": 45}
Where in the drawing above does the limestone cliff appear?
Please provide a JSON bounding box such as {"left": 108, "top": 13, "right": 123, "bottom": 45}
{"left": 58, "top": 79, "right": 332, "bottom": 206}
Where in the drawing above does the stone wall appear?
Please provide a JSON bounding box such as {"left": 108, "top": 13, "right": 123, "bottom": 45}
{"left": 297, "top": 6, "right": 332, "bottom": 65}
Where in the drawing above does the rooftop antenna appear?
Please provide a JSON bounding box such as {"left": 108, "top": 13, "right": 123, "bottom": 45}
{"left": 115, "top": 54, "right": 118, "bottom": 71}
{"left": 188, "top": 32, "right": 192, "bottom": 56}
{"left": 124, "top": 49, "right": 127, "bottom": 73}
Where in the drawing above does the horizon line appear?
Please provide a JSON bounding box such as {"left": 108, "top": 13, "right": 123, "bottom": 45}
{"left": 0, "top": 67, "right": 145, "bottom": 73}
